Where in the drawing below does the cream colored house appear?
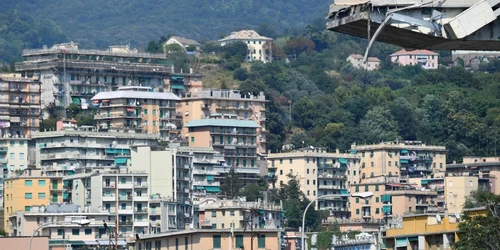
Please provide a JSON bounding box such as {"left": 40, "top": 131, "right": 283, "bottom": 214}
{"left": 266, "top": 147, "right": 359, "bottom": 217}
{"left": 218, "top": 30, "right": 273, "bottom": 63}
{"left": 163, "top": 36, "right": 201, "bottom": 51}
{"left": 346, "top": 54, "right": 381, "bottom": 70}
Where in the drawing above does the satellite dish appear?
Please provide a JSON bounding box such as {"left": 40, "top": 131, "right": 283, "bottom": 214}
{"left": 455, "top": 213, "right": 461, "bottom": 220}
{"left": 436, "top": 214, "right": 442, "bottom": 222}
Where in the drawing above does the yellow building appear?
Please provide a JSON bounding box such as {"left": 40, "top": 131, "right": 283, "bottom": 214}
{"left": 351, "top": 141, "right": 447, "bottom": 183}
{"left": 137, "top": 228, "right": 282, "bottom": 250}
{"left": 3, "top": 170, "right": 63, "bottom": 233}
{"left": 91, "top": 86, "right": 181, "bottom": 141}
{"left": 383, "top": 207, "right": 487, "bottom": 250}
{"left": 266, "top": 147, "right": 358, "bottom": 217}
{"left": 179, "top": 89, "right": 267, "bottom": 154}
{"left": 0, "top": 74, "right": 41, "bottom": 138}
{"left": 349, "top": 181, "right": 438, "bottom": 221}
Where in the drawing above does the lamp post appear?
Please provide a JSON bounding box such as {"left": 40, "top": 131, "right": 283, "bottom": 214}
{"left": 29, "top": 219, "right": 91, "bottom": 250}
{"left": 301, "top": 192, "right": 374, "bottom": 250}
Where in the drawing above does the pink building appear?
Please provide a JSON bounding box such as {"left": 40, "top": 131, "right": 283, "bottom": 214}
{"left": 391, "top": 49, "right": 439, "bottom": 69}
{"left": 347, "top": 54, "right": 381, "bottom": 70}
{"left": 56, "top": 118, "right": 77, "bottom": 131}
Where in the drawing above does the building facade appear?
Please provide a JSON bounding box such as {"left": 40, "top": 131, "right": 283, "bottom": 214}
{"left": 33, "top": 128, "right": 158, "bottom": 173}
{"left": 163, "top": 36, "right": 201, "bottom": 51}
{"left": 179, "top": 89, "right": 267, "bottom": 154}
{"left": 267, "top": 147, "right": 359, "bottom": 217}
{"left": 346, "top": 54, "right": 381, "bottom": 71}
{"left": 351, "top": 141, "right": 447, "bottom": 184}
{"left": 3, "top": 170, "right": 64, "bottom": 233}
{"left": 390, "top": 49, "right": 439, "bottom": 69}
{"left": 218, "top": 30, "right": 273, "bottom": 63}
{"left": 91, "top": 87, "right": 181, "bottom": 141}
{"left": 0, "top": 74, "right": 41, "bottom": 138}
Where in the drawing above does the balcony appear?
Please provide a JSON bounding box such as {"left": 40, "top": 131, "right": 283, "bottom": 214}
{"left": 135, "top": 208, "right": 148, "bottom": 214}
{"left": 119, "top": 196, "right": 132, "bottom": 201}
{"left": 118, "top": 209, "right": 134, "bottom": 215}
{"left": 0, "top": 147, "right": 7, "bottom": 153}
{"left": 133, "top": 195, "right": 148, "bottom": 202}
{"left": 0, "top": 159, "right": 7, "bottom": 164}
{"left": 362, "top": 213, "right": 371, "bottom": 218}
{"left": 102, "top": 195, "right": 115, "bottom": 202}
{"left": 134, "top": 183, "right": 148, "bottom": 188}
{"left": 119, "top": 220, "right": 134, "bottom": 226}
{"left": 103, "top": 183, "right": 116, "bottom": 188}
{"left": 117, "top": 182, "right": 133, "bottom": 189}
{"left": 134, "top": 221, "right": 149, "bottom": 227}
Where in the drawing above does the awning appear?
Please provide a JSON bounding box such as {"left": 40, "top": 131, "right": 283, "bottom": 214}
{"left": 421, "top": 180, "right": 429, "bottom": 185}
{"left": 72, "top": 97, "right": 81, "bottom": 105}
{"left": 349, "top": 150, "right": 357, "bottom": 154}
{"left": 401, "top": 149, "right": 408, "bottom": 154}
{"left": 339, "top": 158, "right": 348, "bottom": 164}
{"left": 171, "top": 76, "right": 184, "bottom": 80}
{"left": 340, "top": 189, "right": 348, "bottom": 195}
{"left": 205, "top": 186, "right": 220, "bottom": 193}
{"left": 126, "top": 108, "right": 135, "bottom": 112}
{"left": 171, "top": 85, "right": 185, "bottom": 90}
{"left": 101, "top": 100, "right": 110, "bottom": 102}
{"left": 408, "top": 237, "right": 418, "bottom": 242}
{"left": 97, "top": 240, "right": 127, "bottom": 246}
{"left": 114, "top": 158, "right": 127, "bottom": 164}
{"left": 400, "top": 159, "right": 409, "bottom": 164}
{"left": 396, "top": 238, "right": 407, "bottom": 247}
{"left": 195, "top": 186, "right": 205, "bottom": 190}
{"left": 206, "top": 175, "right": 214, "bottom": 181}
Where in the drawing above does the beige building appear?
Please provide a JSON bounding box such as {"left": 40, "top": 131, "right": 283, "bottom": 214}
{"left": 0, "top": 74, "right": 41, "bottom": 138}
{"left": 349, "top": 180, "right": 438, "bottom": 221}
{"left": 163, "top": 36, "right": 201, "bottom": 51}
{"left": 0, "top": 237, "right": 48, "bottom": 250}
{"left": 446, "top": 156, "right": 499, "bottom": 194}
{"left": 346, "top": 54, "right": 381, "bottom": 70}
{"left": 219, "top": 30, "right": 273, "bottom": 63}
{"left": 195, "top": 197, "right": 283, "bottom": 230}
{"left": 3, "top": 169, "right": 64, "bottom": 233}
{"left": 92, "top": 86, "right": 181, "bottom": 141}
{"left": 137, "top": 229, "right": 282, "bottom": 250}
{"left": 351, "top": 141, "right": 447, "bottom": 183}
{"left": 267, "top": 147, "right": 358, "bottom": 217}
{"left": 180, "top": 89, "right": 267, "bottom": 154}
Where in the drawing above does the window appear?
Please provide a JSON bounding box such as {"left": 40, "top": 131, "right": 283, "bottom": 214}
{"left": 307, "top": 158, "right": 310, "bottom": 163}
{"left": 306, "top": 169, "right": 309, "bottom": 174}
{"left": 212, "top": 211, "right": 216, "bottom": 217}
{"left": 376, "top": 197, "right": 379, "bottom": 203}
{"left": 213, "top": 235, "right": 222, "bottom": 249}
{"left": 371, "top": 162, "right": 374, "bottom": 167}
{"left": 376, "top": 208, "right": 380, "bottom": 214}
{"left": 153, "top": 121, "right": 156, "bottom": 127}
{"left": 20, "top": 153, "right": 25, "bottom": 160}
{"left": 10, "top": 153, "right": 14, "bottom": 159}
{"left": 258, "top": 235, "right": 266, "bottom": 248}
{"left": 388, "top": 161, "right": 391, "bottom": 166}
{"left": 38, "top": 180, "right": 46, "bottom": 186}
{"left": 38, "top": 193, "right": 46, "bottom": 199}
{"left": 144, "top": 109, "right": 148, "bottom": 115}
{"left": 191, "top": 137, "right": 195, "bottom": 143}
{"left": 235, "top": 235, "right": 244, "bottom": 248}
{"left": 230, "top": 211, "right": 235, "bottom": 216}
{"left": 289, "top": 159, "right": 293, "bottom": 164}
{"left": 152, "top": 110, "right": 156, "bottom": 115}
{"left": 469, "top": 180, "right": 473, "bottom": 187}
{"left": 356, "top": 209, "right": 360, "bottom": 215}
{"left": 72, "top": 229, "right": 80, "bottom": 235}
{"left": 155, "top": 241, "right": 161, "bottom": 250}
{"left": 280, "top": 159, "right": 283, "bottom": 164}
{"left": 353, "top": 170, "right": 356, "bottom": 176}
{"left": 10, "top": 141, "right": 15, "bottom": 147}
{"left": 25, "top": 180, "right": 32, "bottom": 186}
{"left": 375, "top": 185, "right": 379, "bottom": 191}
{"left": 280, "top": 170, "right": 283, "bottom": 175}
{"left": 365, "top": 185, "right": 369, "bottom": 191}
{"left": 440, "top": 163, "right": 443, "bottom": 168}
{"left": 25, "top": 206, "right": 31, "bottom": 212}
{"left": 356, "top": 198, "right": 359, "bottom": 203}
{"left": 307, "top": 190, "right": 310, "bottom": 195}
{"left": 355, "top": 186, "right": 359, "bottom": 192}
{"left": 307, "top": 180, "right": 310, "bottom": 185}
{"left": 25, "top": 193, "right": 33, "bottom": 199}
{"left": 85, "top": 229, "right": 92, "bottom": 235}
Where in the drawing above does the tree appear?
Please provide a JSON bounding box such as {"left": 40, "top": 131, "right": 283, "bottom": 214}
{"left": 220, "top": 168, "right": 244, "bottom": 198}
{"left": 257, "top": 23, "right": 277, "bottom": 38}
{"left": 233, "top": 67, "right": 249, "bottom": 81}
{"left": 359, "top": 106, "right": 400, "bottom": 144}
{"left": 238, "top": 184, "right": 266, "bottom": 202}
{"left": 453, "top": 189, "right": 500, "bottom": 250}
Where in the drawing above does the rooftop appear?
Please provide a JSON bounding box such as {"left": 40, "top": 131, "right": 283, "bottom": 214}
{"left": 218, "top": 30, "right": 273, "bottom": 42}
{"left": 32, "top": 129, "right": 159, "bottom": 140}
{"left": 167, "top": 36, "right": 201, "bottom": 46}
{"left": 140, "top": 228, "right": 282, "bottom": 240}
{"left": 349, "top": 54, "right": 381, "bottom": 62}
{"left": 91, "top": 91, "right": 181, "bottom": 101}
{"left": 184, "top": 119, "right": 260, "bottom": 128}
{"left": 391, "top": 49, "right": 439, "bottom": 57}
{"left": 351, "top": 141, "right": 446, "bottom": 151}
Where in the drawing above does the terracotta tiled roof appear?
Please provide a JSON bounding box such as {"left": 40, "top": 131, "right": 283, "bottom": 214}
{"left": 218, "top": 30, "right": 273, "bottom": 42}
{"left": 391, "top": 49, "right": 439, "bottom": 56}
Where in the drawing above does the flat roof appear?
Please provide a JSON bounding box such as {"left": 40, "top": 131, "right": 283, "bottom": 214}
{"left": 139, "top": 228, "right": 282, "bottom": 240}
{"left": 447, "top": 161, "right": 500, "bottom": 169}
{"left": 91, "top": 91, "right": 181, "bottom": 101}
{"left": 32, "top": 130, "right": 159, "bottom": 140}
{"left": 184, "top": 119, "right": 260, "bottom": 128}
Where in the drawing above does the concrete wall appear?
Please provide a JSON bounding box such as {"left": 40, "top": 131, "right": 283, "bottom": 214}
{"left": 0, "top": 236, "right": 48, "bottom": 250}
{"left": 445, "top": 176, "right": 478, "bottom": 214}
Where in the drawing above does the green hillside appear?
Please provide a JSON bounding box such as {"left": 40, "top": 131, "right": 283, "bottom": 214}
{"left": 1, "top": 0, "right": 330, "bottom": 49}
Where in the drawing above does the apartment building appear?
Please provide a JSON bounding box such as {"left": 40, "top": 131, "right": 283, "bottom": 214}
{"left": 218, "top": 30, "right": 273, "bottom": 63}
{"left": 163, "top": 36, "right": 201, "bottom": 51}
{"left": 0, "top": 74, "right": 41, "bottom": 137}
{"left": 92, "top": 86, "right": 181, "bottom": 141}
{"left": 351, "top": 141, "right": 447, "bottom": 183}
{"left": 267, "top": 147, "right": 358, "bottom": 217}
{"left": 390, "top": 49, "right": 439, "bottom": 69}
{"left": 346, "top": 54, "right": 381, "bottom": 71}
{"left": 446, "top": 156, "right": 499, "bottom": 194}
{"left": 137, "top": 228, "right": 282, "bottom": 250}
{"left": 383, "top": 208, "right": 487, "bottom": 250}
{"left": 180, "top": 89, "right": 267, "bottom": 154}
{"left": 349, "top": 180, "right": 438, "bottom": 221}
{"left": 3, "top": 169, "right": 64, "bottom": 233}
{"left": 184, "top": 117, "right": 262, "bottom": 185}
{"left": 196, "top": 197, "right": 283, "bottom": 230}
{"left": 15, "top": 43, "right": 176, "bottom": 113}
{"left": 32, "top": 127, "right": 158, "bottom": 173}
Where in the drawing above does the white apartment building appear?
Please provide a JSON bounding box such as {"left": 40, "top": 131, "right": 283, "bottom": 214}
{"left": 8, "top": 204, "right": 127, "bottom": 248}
{"left": 218, "top": 30, "right": 273, "bottom": 63}
{"left": 33, "top": 127, "right": 159, "bottom": 173}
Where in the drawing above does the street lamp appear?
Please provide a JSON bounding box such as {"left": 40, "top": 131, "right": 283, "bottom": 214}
{"left": 301, "top": 192, "right": 374, "bottom": 250}
{"left": 29, "top": 219, "right": 91, "bottom": 250}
